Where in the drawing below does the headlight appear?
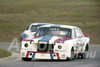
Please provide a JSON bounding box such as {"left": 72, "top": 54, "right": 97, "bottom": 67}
{"left": 58, "top": 45, "right": 62, "bottom": 49}
{"left": 24, "top": 43, "right": 28, "bottom": 47}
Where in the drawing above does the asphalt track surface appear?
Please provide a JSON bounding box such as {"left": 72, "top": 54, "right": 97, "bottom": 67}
{"left": 0, "top": 42, "right": 100, "bottom": 67}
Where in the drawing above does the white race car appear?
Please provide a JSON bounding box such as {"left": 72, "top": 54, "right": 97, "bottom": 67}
{"left": 21, "top": 25, "right": 90, "bottom": 61}
{"left": 21, "top": 23, "right": 53, "bottom": 40}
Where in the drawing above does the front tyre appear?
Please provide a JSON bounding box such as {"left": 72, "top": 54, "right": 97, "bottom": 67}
{"left": 67, "top": 48, "right": 74, "bottom": 61}
{"left": 81, "top": 44, "right": 89, "bottom": 59}
{"left": 22, "top": 58, "right": 32, "bottom": 61}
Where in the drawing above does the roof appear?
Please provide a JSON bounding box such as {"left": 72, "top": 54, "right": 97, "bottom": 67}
{"left": 30, "top": 23, "right": 54, "bottom": 25}
{"left": 40, "top": 25, "right": 78, "bottom": 29}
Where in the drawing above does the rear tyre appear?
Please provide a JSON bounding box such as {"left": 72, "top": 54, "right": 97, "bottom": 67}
{"left": 67, "top": 48, "right": 74, "bottom": 61}
{"left": 22, "top": 58, "right": 32, "bottom": 61}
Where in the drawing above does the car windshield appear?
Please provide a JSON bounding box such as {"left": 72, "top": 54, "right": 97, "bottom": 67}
{"left": 35, "top": 27, "right": 72, "bottom": 38}
{"left": 29, "top": 25, "right": 41, "bottom": 32}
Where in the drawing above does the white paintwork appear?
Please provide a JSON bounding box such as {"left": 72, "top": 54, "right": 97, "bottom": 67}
{"left": 21, "top": 23, "right": 54, "bottom": 40}
{"left": 20, "top": 25, "right": 90, "bottom": 60}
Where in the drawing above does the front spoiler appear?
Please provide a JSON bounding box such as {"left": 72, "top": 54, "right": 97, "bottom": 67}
{"left": 25, "top": 51, "right": 60, "bottom": 60}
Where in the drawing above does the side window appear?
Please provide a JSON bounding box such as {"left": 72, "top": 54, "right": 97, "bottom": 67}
{"left": 75, "top": 28, "right": 83, "bottom": 38}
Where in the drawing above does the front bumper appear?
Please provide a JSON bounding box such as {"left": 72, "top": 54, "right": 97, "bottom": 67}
{"left": 21, "top": 51, "right": 60, "bottom": 60}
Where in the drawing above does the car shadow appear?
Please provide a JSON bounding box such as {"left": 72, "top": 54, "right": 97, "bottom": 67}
{"left": 18, "top": 57, "right": 91, "bottom": 63}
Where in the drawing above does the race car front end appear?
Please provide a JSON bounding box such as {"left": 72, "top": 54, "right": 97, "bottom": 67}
{"left": 20, "top": 36, "right": 61, "bottom": 60}
{"left": 20, "top": 37, "right": 73, "bottom": 60}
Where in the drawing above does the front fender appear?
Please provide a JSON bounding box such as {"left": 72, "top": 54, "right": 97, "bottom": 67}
{"left": 64, "top": 40, "right": 74, "bottom": 58}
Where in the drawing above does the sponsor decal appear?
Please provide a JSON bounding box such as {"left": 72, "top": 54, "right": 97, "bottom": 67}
{"left": 55, "top": 49, "right": 66, "bottom": 53}
{"left": 61, "top": 54, "right": 66, "bottom": 58}
{"left": 55, "top": 37, "right": 72, "bottom": 43}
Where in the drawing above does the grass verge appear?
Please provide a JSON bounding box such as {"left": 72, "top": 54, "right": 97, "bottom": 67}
{"left": 0, "top": 49, "right": 11, "bottom": 58}
{"left": 0, "top": 0, "right": 100, "bottom": 44}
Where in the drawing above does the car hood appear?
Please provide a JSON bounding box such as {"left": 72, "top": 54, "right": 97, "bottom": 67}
{"left": 33, "top": 36, "right": 60, "bottom": 44}
{"left": 24, "top": 36, "right": 72, "bottom": 44}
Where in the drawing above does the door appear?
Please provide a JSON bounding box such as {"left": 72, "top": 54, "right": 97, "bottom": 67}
{"left": 74, "top": 28, "right": 84, "bottom": 51}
